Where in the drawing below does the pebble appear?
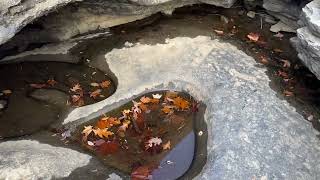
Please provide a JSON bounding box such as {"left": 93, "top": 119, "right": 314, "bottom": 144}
{"left": 247, "top": 11, "right": 256, "bottom": 18}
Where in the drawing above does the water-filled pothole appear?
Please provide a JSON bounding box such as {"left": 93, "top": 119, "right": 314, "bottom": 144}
{"left": 0, "top": 61, "right": 116, "bottom": 138}
{"left": 74, "top": 91, "right": 207, "bottom": 179}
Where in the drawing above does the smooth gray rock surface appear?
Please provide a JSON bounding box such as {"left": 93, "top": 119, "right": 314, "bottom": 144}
{"left": 0, "top": 0, "right": 236, "bottom": 46}
{"left": 62, "top": 36, "right": 320, "bottom": 179}
{"left": 292, "top": 0, "right": 320, "bottom": 80}
{"left": 0, "top": 140, "right": 91, "bottom": 180}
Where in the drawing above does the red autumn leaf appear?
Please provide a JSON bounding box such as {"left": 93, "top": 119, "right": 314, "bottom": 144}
{"left": 131, "top": 166, "right": 152, "bottom": 180}
{"left": 97, "top": 141, "right": 119, "bottom": 155}
{"left": 247, "top": 32, "right": 260, "bottom": 42}
{"left": 30, "top": 83, "right": 47, "bottom": 89}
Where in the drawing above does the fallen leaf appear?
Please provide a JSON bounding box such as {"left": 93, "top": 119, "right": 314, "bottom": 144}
{"left": 214, "top": 29, "right": 224, "bottom": 35}
{"left": 131, "top": 166, "right": 152, "bottom": 180}
{"left": 307, "top": 115, "right": 314, "bottom": 121}
{"left": 281, "top": 59, "right": 291, "bottom": 68}
{"left": 150, "top": 98, "right": 160, "bottom": 104}
{"left": 161, "top": 105, "right": 174, "bottom": 114}
{"left": 90, "top": 89, "right": 102, "bottom": 99}
{"left": 173, "top": 97, "right": 190, "bottom": 110}
{"left": 90, "top": 82, "right": 100, "bottom": 87}
{"left": 30, "top": 84, "right": 47, "bottom": 89}
{"left": 82, "top": 125, "right": 93, "bottom": 141}
{"left": 247, "top": 32, "right": 260, "bottom": 42}
{"left": 2, "top": 90, "right": 12, "bottom": 95}
{"left": 283, "top": 90, "right": 294, "bottom": 97}
{"left": 96, "top": 117, "right": 121, "bottom": 129}
{"left": 145, "top": 137, "right": 162, "bottom": 150}
{"left": 61, "top": 130, "right": 71, "bottom": 141}
{"left": 97, "top": 141, "right": 119, "bottom": 155}
{"left": 162, "top": 141, "right": 171, "bottom": 150}
{"left": 152, "top": 94, "right": 162, "bottom": 99}
{"left": 47, "top": 79, "right": 57, "bottom": 86}
{"left": 100, "top": 80, "right": 111, "bottom": 88}
{"left": 139, "top": 103, "right": 148, "bottom": 112}
{"left": 118, "top": 120, "right": 131, "bottom": 132}
{"left": 191, "top": 101, "right": 200, "bottom": 112}
{"left": 87, "top": 141, "right": 94, "bottom": 146}
{"left": 71, "top": 95, "right": 85, "bottom": 107}
{"left": 273, "top": 48, "right": 283, "bottom": 53}
{"left": 93, "top": 128, "right": 114, "bottom": 138}
{"left": 93, "top": 139, "right": 106, "bottom": 146}
{"left": 259, "top": 55, "right": 269, "bottom": 65}
{"left": 140, "top": 96, "right": 152, "bottom": 104}
{"left": 70, "top": 83, "right": 82, "bottom": 92}
{"left": 277, "top": 71, "right": 289, "bottom": 79}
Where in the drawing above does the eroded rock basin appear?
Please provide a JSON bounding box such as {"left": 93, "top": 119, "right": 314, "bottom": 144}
{"left": 74, "top": 91, "right": 207, "bottom": 179}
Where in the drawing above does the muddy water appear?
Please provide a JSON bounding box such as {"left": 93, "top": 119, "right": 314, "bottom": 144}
{"left": 0, "top": 61, "right": 116, "bottom": 138}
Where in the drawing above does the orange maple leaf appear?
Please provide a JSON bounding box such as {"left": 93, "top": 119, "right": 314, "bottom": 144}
{"left": 96, "top": 117, "right": 121, "bottom": 129}
{"left": 173, "top": 97, "right": 190, "bottom": 110}
{"left": 100, "top": 80, "right": 111, "bottom": 88}
{"left": 140, "top": 96, "right": 152, "bottom": 104}
{"left": 93, "top": 128, "right": 114, "bottom": 138}
{"left": 162, "top": 105, "right": 174, "bottom": 114}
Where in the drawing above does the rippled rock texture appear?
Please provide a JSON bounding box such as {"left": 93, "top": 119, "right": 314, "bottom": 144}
{"left": 291, "top": 0, "right": 320, "bottom": 80}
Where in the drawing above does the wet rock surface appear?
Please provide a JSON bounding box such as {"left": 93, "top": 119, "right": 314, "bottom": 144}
{"left": 292, "top": 0, "right": 320, "bottom": 80}
{"left": 0, "top": 0, "right": 237, "bottom": 46}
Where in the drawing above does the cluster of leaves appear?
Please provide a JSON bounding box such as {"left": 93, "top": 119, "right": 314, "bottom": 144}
{"left": 81, "top": 91, "right": 194, "bottom": 178}
{"left": 29, "top": 78, "right": 111, "bottom": 107}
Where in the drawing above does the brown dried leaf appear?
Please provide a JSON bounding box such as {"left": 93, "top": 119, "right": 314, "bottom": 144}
{"left": 214, "top": 29, "right": 224, "bottom": 35}
{"left": 283, "top": 90, "right": 294, "bottom": 97}
{"left": 70, "top": 83, "right": 82, "bottom": 92}
{"left": 281, "top": 59, "right": 291, "bottom": 68}
{"left": 173, "top": 97, "right": 190, "bottom": 110}
{"left": 47, "top": 79, "right": 57, "bottom": 86}
{"left": 90, "top": 89, "right": 102, "bottom": 99}
{"left": 162, "top": 140, "right": 171, "bottom": 150}
{"left": 93, "top": 128, "right": 114, "bottom": 138}
{"left": 140, "top": 96, "right": 152, "bottom": 104}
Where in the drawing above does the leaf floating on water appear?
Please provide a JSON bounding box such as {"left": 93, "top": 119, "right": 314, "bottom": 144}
{"left": 90, "top": 89, "right": 102, "bottom": 99}
{"left": 118, "top": 120, "right": 131, "bottom": 132}
{"left": 173, "top": 97, "right": 190, "bottom": 110}
{"left": 140, "top": 96, "right": 152, "bottom": 104}
{"left": 70, "top": 83, "right": 82, "bottom": 92}
{"left": 247, "top": 32, "right": 260, "bottom": 42}
{"left": 71, "top": 95, "right": 84, "bottom": 107}
{"left": 162, "top": 140, "right": 171, "bottom": 150}
{"left": 145, "top": 137, "right": 162, "bottom": 150}
{"left": 47, "top": 79, "right": 57, "bottom": 86}
{"left": 96, "top": 117, "right": 121, "bottom": 129}
{"left": 93, "top": 128, "right": 114, "bottom": 139}
{"left": 100, "top": 80, "right": 111, "bottom": 88}
{"left": 82, "top": 125, "right": 93, "bottom": 141}
{"left": 162, "top": 105, "right": 174, "bottom": 114}
{"left": 281, "top": 59, "right": 291, "bottom": 68}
